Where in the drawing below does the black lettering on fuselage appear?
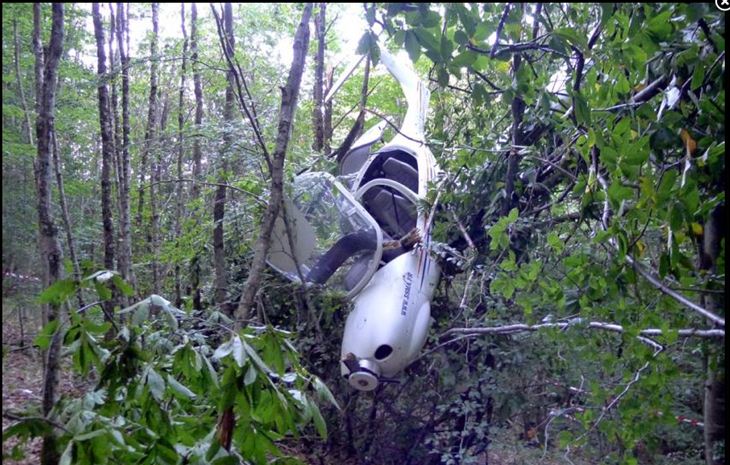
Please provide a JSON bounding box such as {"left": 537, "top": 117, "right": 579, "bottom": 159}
{"left": 401, "top": 272, "right": 413, "bottom": 316}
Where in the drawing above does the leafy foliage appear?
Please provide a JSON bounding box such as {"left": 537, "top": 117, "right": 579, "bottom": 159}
{"left": 5, "top": 274, "right": 338, "bottom": 465}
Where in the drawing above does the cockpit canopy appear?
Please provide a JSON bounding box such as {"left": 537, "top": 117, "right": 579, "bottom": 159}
{"left": 267, "top": 172, "right": 383, "bottom": 298}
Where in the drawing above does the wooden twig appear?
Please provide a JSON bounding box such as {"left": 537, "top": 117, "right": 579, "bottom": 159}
{"left": 443, "top": 321, "right": 724, "bottom": 339}
{"left": 491, "top": 4, "right": 512, "bottom": 59}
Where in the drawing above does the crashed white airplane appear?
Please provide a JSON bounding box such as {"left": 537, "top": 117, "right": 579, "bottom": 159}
{"left": 267, "top": 45, "right": 441, "bottom": 391}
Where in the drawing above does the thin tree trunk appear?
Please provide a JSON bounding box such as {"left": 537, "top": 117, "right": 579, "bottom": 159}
{"left": 136, "top": 3, "right": 159, "bottom": 239}
{"left": 503, "top": 53, "right": 524, "bottom": 216}
{"left": 311, "top": 3, "right": 326, "bottom": 152}
{"left": 109, "top": 4, "right": 123, "bottom": 233}
{"left": 115, "top": 2, "right": 134, "bottom": 293}
{"left": 700, "top": 206, "right": 725, "bottom": 465}
{"left": 217, "top": 4, "right": 312, "bottom": 448}
{"left": 190, "top": 3, "right": 204, "bottom": 198}
{"left": 234, "top": 4, "right": 312, "bottom": 324}
{"left": 92, "top": 3, "right": 117, "bottom": 320}
{"left": 51, "top": 127, "right": 84, "bottom": 308}
{"left": 14, "top": 19, "right": 34, "bottom": 146}
{"left": 174, "top": 2, "right": 189, "bottom": 307}
{"left": 189, "top": 3, "right": 204, "bottom": 308}
{"left": 213, "top": 2, "right": 235, "bottom": 314}
{"left": 323, "top": 66, "right": 334, "bottom": 156}
{"left": 150, "top": 92, "right": 168, "bottom": 294}
{"left": 33, "top": 3, "right": 44, "bottom": 118}
{"left": 36, "top": 5, "right": 65, "bottom": 464}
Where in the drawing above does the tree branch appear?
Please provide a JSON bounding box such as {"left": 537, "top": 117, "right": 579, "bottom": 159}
{"left": 491, "top": 4, "right": 511, "bottom": 59}
{"left": 443, "top": 321, "right": 724, "bottom": 339}
{"left": 363, "top": 108, "right": 425, "bottom": 145}
{"left": 210, "top": 5, "right": 271, "bottom": 169}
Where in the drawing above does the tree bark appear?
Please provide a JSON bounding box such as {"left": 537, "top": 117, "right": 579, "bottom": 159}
{"left": 190, "top": 3, "right": 204, "bottom": 199}
{"left": 174, "top": 2, "right": 189, "bottom": 307}
{"left": 213, "top": 2, "right": 235, "bottom": 313}
{"left": 136, "top": 3, "right": 159, "bottom": 239}
{"left": 189, "top": 3, "right": 204, "bottom": 309}
{"left": 92, "top": 3, "right": 117, "bottom": 279}
{"left": 51, "top": 127, "right": 84, "bottom": 308}
{"left": 234, "top": 3, "right": 312, "bottom": 325}
{"left": 323, "top": 66, "right": 334, "bottom": 156}
{"left": 35, "top": 6, "right": 65, "bottom": 464}
{"left": 115, "top": 2, "right": 134, "bottom": 293}
{"left": 33, "top": 3, "right": 44, "bottom": 118}
{"left": 14, "top": 19, "right": 34, "bottom": 146}
{"left": 151, "top": 92, "right": 168, "bottom": 294}
{"left": 311, "top": 3, "right": 326, "bottom": 152}
{"left": 503, "top": 50, "right": 524, "bottom": 216}
{"left": 109, "top": 4, "right": 123, "bottom": 231}
{"left": 700, "top": 206, "right": 725, "bottom": 465}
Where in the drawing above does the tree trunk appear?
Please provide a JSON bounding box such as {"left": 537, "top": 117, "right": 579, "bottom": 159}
{"left": 189, "top": 3, "right": 204, "bottom": 308}
{"left": 35, "top": 5, "right": 65, "bottom": 464}
{"left": 136, "top": 3, "right": 159, "bottom": 240}
{"left": 92, "top": 3, "right": 117, "bottom": 284}
{"left": 323, "top": 66, "right": 334, "bottom": 156}
{"left": 213, "top": 2, "right": 235, "bottom": 314}
{"left": 33, "top": 3, "right": 44, "bottom": 118}
{"left": 190, "top": 3, "right": 204, "bottom": 198}
{"left": 701, "top": 206, "right": 725, "bottom": 465}
{"left": 109, "top": 4, "right": 124, "bottom": 235}
{"left": 311, "top": 3, "right": 326, "bottom": 152}
{"left": 13, "top": 19, "right": 34, "bottom": 146}
{"left": 51, "top": 127, "right": 84, "bottom": 308}
{"left": 503, "top": 53, "right": 524, "bottom": 216}
{"left": 151, "top": 92, "right": 168, "bottom": 294}
{"left": 115, "top": 2, "right": 135, "bottom": 293}
{"left": 234, "top": 3, "right": 312, "bottom": 324}
{"left": 174, "top": 2, "right": 189, "bottom": 307}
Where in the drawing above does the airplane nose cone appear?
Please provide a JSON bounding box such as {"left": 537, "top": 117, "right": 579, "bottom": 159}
{"left": 348, "top": 370, "right": 379, "bottom": 391}
{"left": 348, "top": 359, "right": 380, "bottom": 391}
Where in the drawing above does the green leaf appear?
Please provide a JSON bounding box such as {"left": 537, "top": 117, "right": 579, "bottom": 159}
{"left": 310, "top": 401, "right": 328, "bottom": 439}
{"left": 453, "top": 30, "right": 469, "bottom": 45}
{"left": 440, "top": 34, "right": 453, "bottom": 59}
{"left": 244, "top": 364, "right": 257, "bottom": 385}
{"left": 472, "top": 83, "right": 488, "bottom": 107}
{"left": 405, "top": 30, "right": 421, "bottom": 63}
{"left": 146, "top": 366, "right": 166, "bottom": 401}
{"left": 547, "top": 232, "right": 564, "bottom": 253}
{"left": 38, "top": 279, "right": 77, "bottom": 305}
{"left": 356, "top": 32, "right": 370, "bottom": 56}
{"left": 690, "top": 65, "right": 705, "bottom": 91}
{"left": 111, "top": 274, "right": 134, "bottom": 297}
{"left": 413, "top": 28, "right": 441, "bottom": 61}
{"left": 243, "top": 340, "right": 273, "bottom": 374}
{"left": 573, "top": 91, "right": 591, "bottom": 126}
{"left": 553, "top": 27, "right": 586, "bottom": 50}
{"left": 369, "top": 35, "right": 381, "bottom": 66}
{"left": 646, "top": 10, "right": 672, "bottom": 41}
{"left": 59, "top": 441, "right": 74, "bottom": 465}
{"left": 167, "top": 374, "right": 196, "bottom": 399}
{"left": 437, "top": 67, "right": 449, "bottom": 87}
{"left": 608, "top": 182, "right": 633, "bottom": 208}
{"left": 214, "top": 338, "right": 235, "bottom": 361}
{"left": 456, "top": 4, "right": 476, "bottom": 36}
{"left": 451, "top": 51, "right": 477, "bottom": 68}
{"left": 232, "top": 335, "right": 247, "bottom": 367}
{"left": 313, "top": 377, "right": 340, "bottom": 410}
{"left": 34, "top": 319, "right": 60, "bottom": 349}
{"left": 421, "top": 10, "right": 441, "bottom": 28}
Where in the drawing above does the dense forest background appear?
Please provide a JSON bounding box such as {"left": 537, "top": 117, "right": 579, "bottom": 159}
{"left": 2, "top": 3, "right": 725, "bottom": 465}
